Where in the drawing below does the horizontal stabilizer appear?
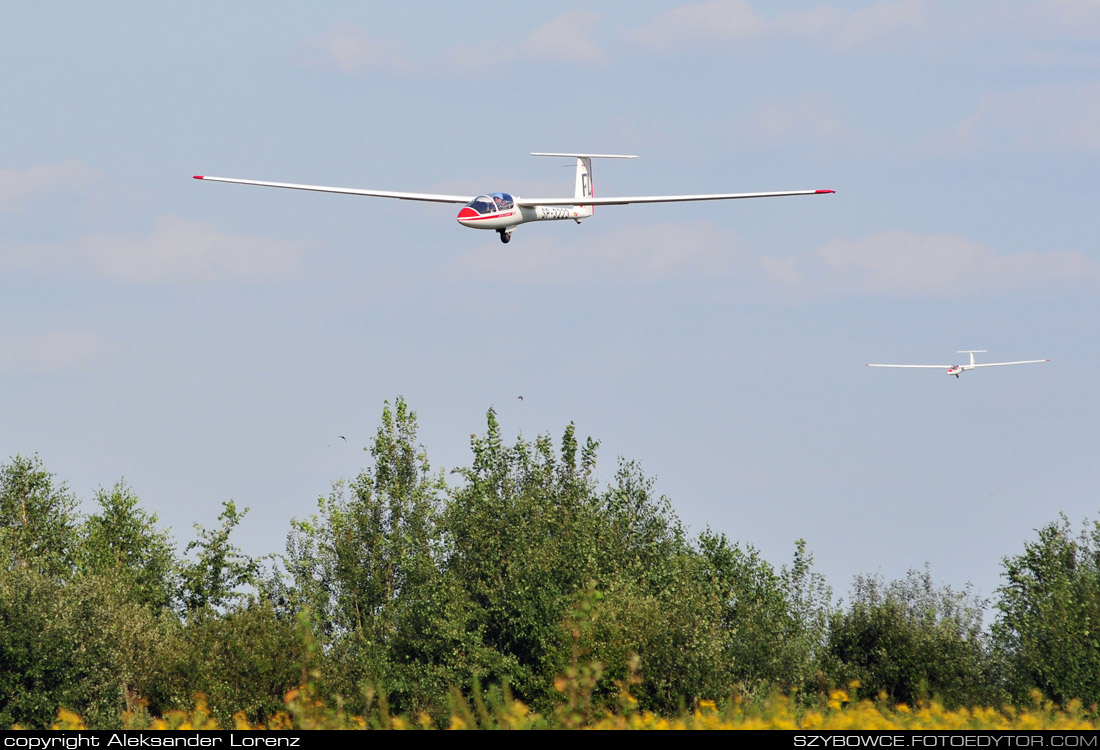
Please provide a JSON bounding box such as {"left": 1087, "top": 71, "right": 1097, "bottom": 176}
{"left": 530, "top": 153, "right": 638, "bottom": 159}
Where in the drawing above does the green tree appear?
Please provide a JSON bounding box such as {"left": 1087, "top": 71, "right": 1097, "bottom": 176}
{"left": 154, "top": 602, "right": 302, "bottom": 724}
{"left": 993, "top": 515, "right": 1100, "bottom": 705}
{"left": 693, "top": 533, "right": 829, "bottom": 699}
{"left": 825, "top": 568, "right": 993, "bottom": 707}
{"left": 442, "top": 412, "right": 607, "bottom": 704}
{"left": 77, "top": 481, "right": 176, "bottom": 613}
{"left": 0, "top": 455, "right": 80, "bottom": 577}
{"left": 179, "top": 501, "right": 259, "bottom": 613}
{"left": 270, "top": 398, "right": 454, "bottom": 714}
{"left": 0, "top": 566, "right": 173, "bottom": 729}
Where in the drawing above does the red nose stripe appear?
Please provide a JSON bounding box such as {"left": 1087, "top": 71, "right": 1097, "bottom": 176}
{"left": 457, "top": 207, "right": 478, "bottom": 219}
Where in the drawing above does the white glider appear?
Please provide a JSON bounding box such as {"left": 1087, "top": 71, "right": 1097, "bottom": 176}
{"left": 867, "top": 350, "right": 1050, "bottom": 378}
{"left": 194, "top": 153, "right": 833, "bottom": 243}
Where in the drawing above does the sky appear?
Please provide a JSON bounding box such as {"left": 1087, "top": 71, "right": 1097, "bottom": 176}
{"left": 2, "top": 0, "right": 1099, "bottom": 608}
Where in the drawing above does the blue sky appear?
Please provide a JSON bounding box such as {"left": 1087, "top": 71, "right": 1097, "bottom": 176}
{"left": 3, "top": 0, "right": 1099, "bottom": 605}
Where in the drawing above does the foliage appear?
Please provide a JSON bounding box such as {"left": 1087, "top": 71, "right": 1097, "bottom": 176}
{"left": 0, "top": 566, "right": 173, "bottom": 729}
{"left": 824, "top": 568, "right": 994, "bottom": 708}
{"left": 993, "top": 514, "right": 1100, "bottom": 706}
{"left": 179, "top": 500, "right": 259, "bottom": 612}
{"left": 40, "top": 674, "right": 1100, "bottom": 730}
{"left": 151, "top": 602, "right": 303, "bottom": 724}
{"left": 77, "top": 481, "right": 177, "bottom": 613}
{"left": 694, "top": 532, "right": 830, "bottom": 699}
{"left": 0, "top": 455, "right": 80, "bottom": 577}
{"left": 268, "top": 398, "right": 461, "bottom": 716}
{"left": 6, "top": 403, "right": 1100, "bottom": 728}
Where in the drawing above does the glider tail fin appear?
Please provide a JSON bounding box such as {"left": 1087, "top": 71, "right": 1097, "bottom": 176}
{"left": 575, "top": 157, "right": 593, "bottom": 215}
{"left": 958, "top": 350, "right": 987, "bottom": 367}
{"left": 530, "top": 153, "right": 638, "bottom": 221}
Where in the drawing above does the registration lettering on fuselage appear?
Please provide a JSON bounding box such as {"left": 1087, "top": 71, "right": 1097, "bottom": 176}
{"left": 537, "top": 206, "right": 573, "bottom": 220}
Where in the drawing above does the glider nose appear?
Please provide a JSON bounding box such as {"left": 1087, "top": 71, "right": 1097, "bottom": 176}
{"left": 457, "top": 206, "right": 478, "bottom": 224}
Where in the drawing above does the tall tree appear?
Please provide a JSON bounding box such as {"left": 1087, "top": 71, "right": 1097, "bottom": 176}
{"left": 442, "top": 412, "right": 605, "bottom": 703}
{"left": 0, "top": 565, "right": 172, "bottom": 729}
{"left": 0, "top": 455, "right": 80, "bottom": 577}
{"left": 692, "top": 532, "right": 828, "bottom": 698}
{"left": 179, "top": 501, "right": 259, "bottom": 613}
{"left": 271, "top": 398, "right": 452, "bottom": 712}
{"left": 825, "top": 568, "right": 993, "bottom": 707}
{"left": 77, "top": 481, "right": 176, "bottom": 613}
{"left": 993, "top": 515, "right": 1100, "bottom": 706}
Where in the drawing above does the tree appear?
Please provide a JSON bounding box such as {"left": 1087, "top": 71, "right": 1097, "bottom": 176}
{"left": 442, "top": 412, "right": 607, "bottom": 704}
{"left": 825, "top": 568, "right": 993, "bottom": 707}
{"left": 692, "top": 533, "right": 829, "bottom": 699}
{"left": 993, "top": 515, "right": 1100, "bottom": 706}
{"left": 0, "top": 565, "right": 173, "bottom": 729}
{"left": 0, "top": 455, "right": 80, "bottom": 577}
{"left": 154, "top": 602, "right": 302, "bottom": 724}
{"left": 179, "top": 501, "right": 259, "bottom": 613}
{"left": 77, "top": 481, "right": 176, "bottom": 613}
{"left": 269, "top": 398, "right": 454, "bottom": 714}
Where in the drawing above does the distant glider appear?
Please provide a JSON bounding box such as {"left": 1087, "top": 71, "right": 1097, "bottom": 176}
{"left": 194, "top": 153, "right": 833, "bottom": 244}
{"left": 867, "top": 350, "right": 1050, "bottom": 379}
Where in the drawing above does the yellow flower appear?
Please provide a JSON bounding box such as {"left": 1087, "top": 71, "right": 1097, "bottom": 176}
{"left": 52, "top": 708, "right": 85, "bottom": 730}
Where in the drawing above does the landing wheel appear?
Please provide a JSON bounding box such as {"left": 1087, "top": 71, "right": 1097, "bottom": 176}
{"left": 498, "top": 229, "right": 511, "bottom": 244}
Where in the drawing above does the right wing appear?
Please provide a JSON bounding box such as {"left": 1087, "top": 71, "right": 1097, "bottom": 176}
{"left": 516, "top": 189, "right": 834, "bottom": 207}
{"left": 193, "top": 175, "right": 473, "bottom": 204}
{"left": 970, "top": 359, "right": 1050, "bottom": 368}
{"left": 866, "top": 364, "right": 952, "bottom": 368}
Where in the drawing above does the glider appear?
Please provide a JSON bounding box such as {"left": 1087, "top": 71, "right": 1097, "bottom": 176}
{"left": 194, "top": 153, "right": 834, "bottom": 243}
{"left": 867, "top": 350, "right": 1050, "bottom": 378}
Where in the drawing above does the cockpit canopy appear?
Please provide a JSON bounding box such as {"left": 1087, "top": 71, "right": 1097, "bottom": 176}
{"left": 465, "top": 192, "right": 514, "bottom": 215}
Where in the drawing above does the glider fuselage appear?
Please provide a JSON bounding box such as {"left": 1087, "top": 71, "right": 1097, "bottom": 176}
{"left": 456, "top": 192, "right": 592, "bottom": 231}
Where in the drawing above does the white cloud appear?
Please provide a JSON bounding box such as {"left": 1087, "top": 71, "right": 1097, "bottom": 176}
{"left": 444, "top": 221, "right": 746, "bottom": 283}
{"left": 812, "top": 231, "right": 1100, "bottom": 295}
{"left": 446, "top": 222, "right": 1100, "bottom": 298}
{"left": 0, "top": 331, "right": 106, "bottom": 374}
{"left": 732, "top": 95, "right": 851, "bottom": 147}
{"left": 0, "top": 161, "right": 98, "bottom": 214}
{"left": 626, "top": 0, "right": 928, "bottom": 52}
{"left": 308, "top": 11, "right": 608, "bottom": 76}
{"left": 0, "top": 217, "right": 311, "bottom": 283}
{"left": 1016, "top": 0, "right": 1100, "bottom": 33}
{"left": 524, "top": 10, "right": 607, "bottom": 64}
{"left": 626, "top": 0, "right": 763, "bottom": 51}
{"left": 822, "top": 0, "right": 926, "bottom": 50}
{"left": 301, "top": 24, "right": 413, "bottom": 74}
{"left": 937, "top": 83, "right": 1100, "bottom": 155}
{"left": 449, "top": 9, "right": 608, "bottom": 69}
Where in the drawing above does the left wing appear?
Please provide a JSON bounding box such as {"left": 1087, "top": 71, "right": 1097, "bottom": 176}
{"left": 516, "top": 189, "right": 834, "bottom": 207}
{"left": 193, "top": 176, "right": 473, "bottom": 204}
{"left": 970, "top": 359, "right": 1050, "bottom": 368}
{"left": 867, "top": 364, "right": 952, "bottom": 369}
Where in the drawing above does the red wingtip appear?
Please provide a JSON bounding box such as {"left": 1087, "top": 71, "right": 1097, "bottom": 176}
{"left": 815, "top": 189, "right": 835, "bottom": 194}
{"left": 193, "top": 175, "right": 204, "bottom": 180}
